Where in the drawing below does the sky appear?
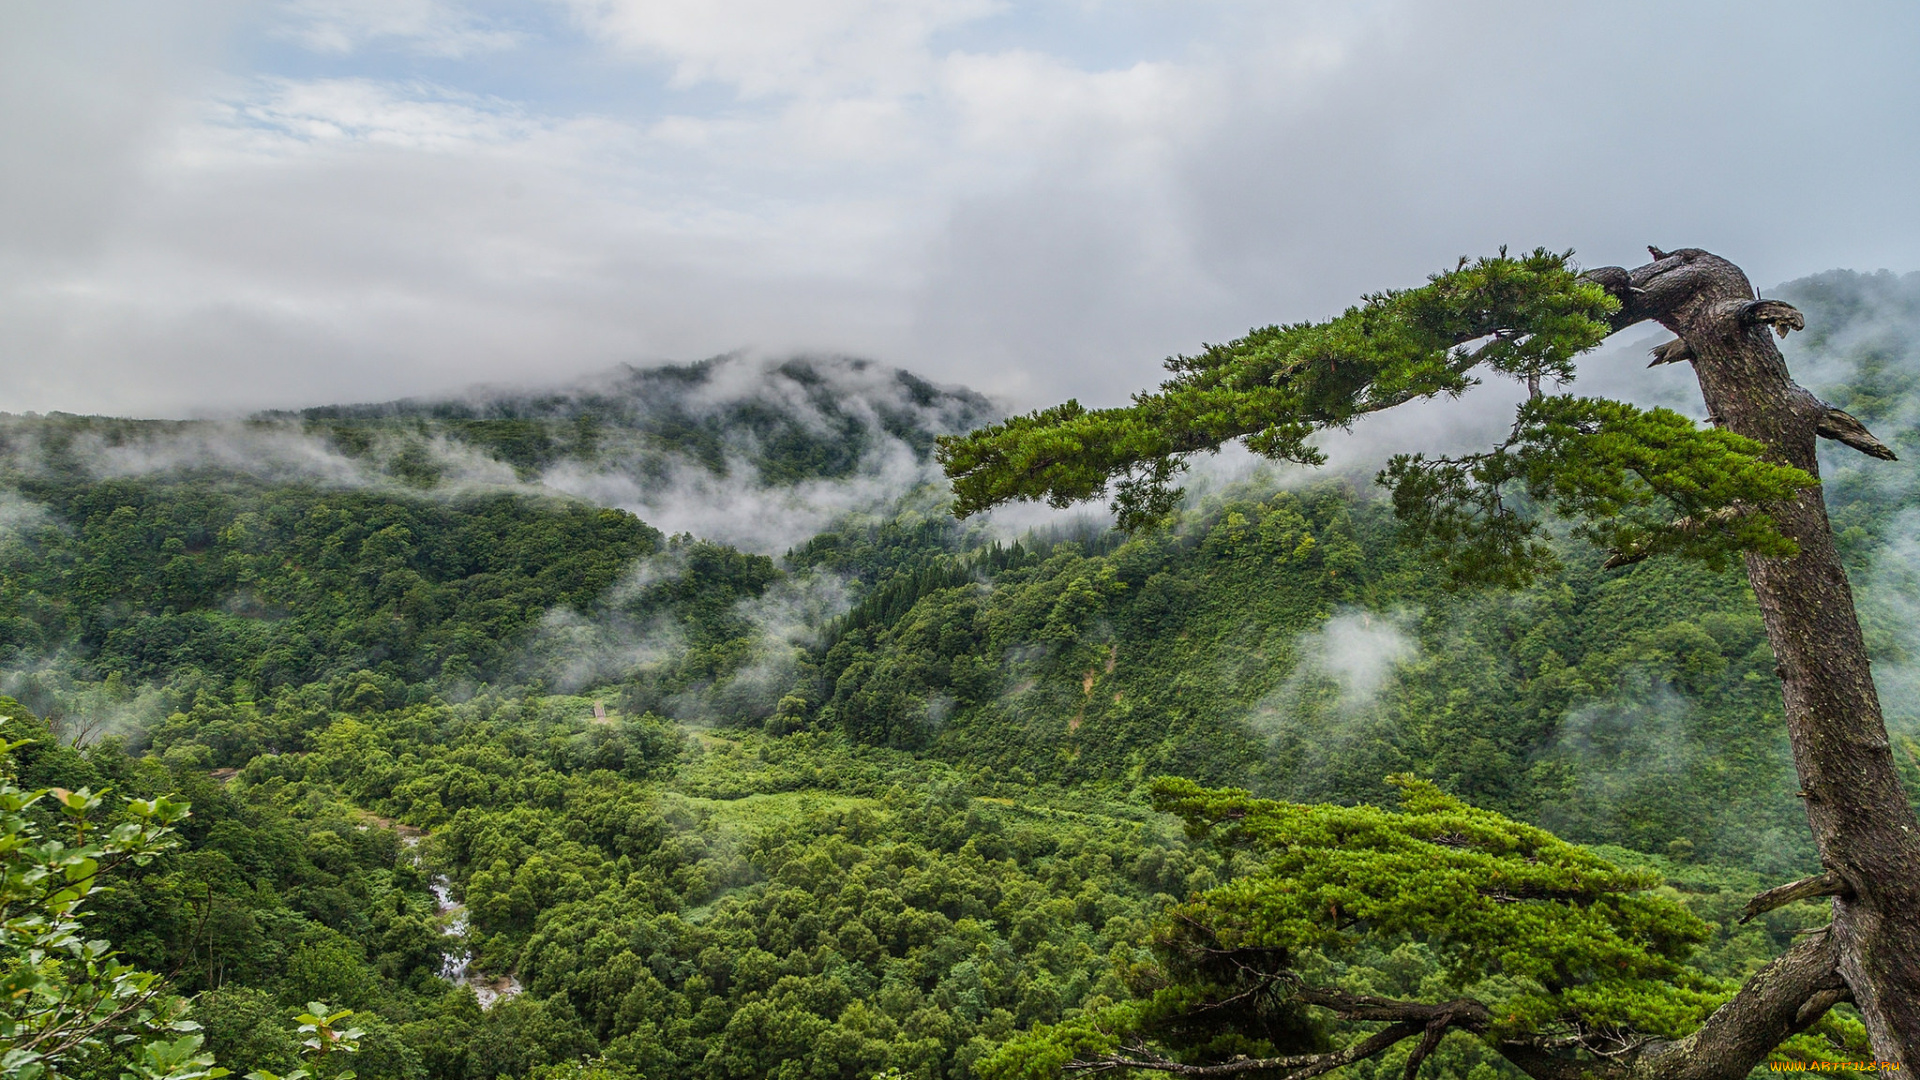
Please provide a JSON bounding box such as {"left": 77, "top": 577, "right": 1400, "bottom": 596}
{"left": 2, "top": 1, "right": 1917, "bottom": 419}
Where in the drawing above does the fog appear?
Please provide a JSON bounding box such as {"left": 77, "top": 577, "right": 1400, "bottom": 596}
{"left": 1777, "top": 271, "right": 1920, "bottom": 739}
{"left": 0, "top": 353, "right": 989, "bottom": 555}
{"left": 3, "top": 3, "right": 1916, "bottom": 417}
{"left": 1248, "top": 607, "right": 1419, "bottom": 797}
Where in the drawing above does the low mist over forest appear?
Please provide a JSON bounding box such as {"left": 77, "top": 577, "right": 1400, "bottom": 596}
{"left": 3, "top": 270, "right": 1917, "bottom": 1080}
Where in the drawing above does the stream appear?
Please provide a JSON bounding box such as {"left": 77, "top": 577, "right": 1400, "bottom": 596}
{"left": 405, "top": 830, "right": 521, "bottom": 1008}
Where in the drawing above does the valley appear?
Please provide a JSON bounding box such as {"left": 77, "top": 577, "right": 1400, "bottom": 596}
{"left": 1, "top": 270, "right": 1916, "bottom": 1080}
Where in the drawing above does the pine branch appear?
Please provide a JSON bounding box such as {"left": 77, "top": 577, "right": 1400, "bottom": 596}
{"left": 1739, "top": 871, "right": 1848, "bottom": 924}
{"left": 1816, "top": 406, "right": 1898, "bottom": 461}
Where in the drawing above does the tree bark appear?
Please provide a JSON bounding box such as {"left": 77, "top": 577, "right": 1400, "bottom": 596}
{"left": 1585, "top": 248, "right": 1920, "bottom": 1065}
{"left": 1610, "top": 929, "right": 1848, "bottom": 1080}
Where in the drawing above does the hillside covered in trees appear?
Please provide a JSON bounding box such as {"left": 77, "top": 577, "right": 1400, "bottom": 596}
{"left": 1, "top": 272, "right": 1916, "bottom": 1080}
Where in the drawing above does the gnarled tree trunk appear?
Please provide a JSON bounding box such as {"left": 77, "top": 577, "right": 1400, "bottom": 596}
{"left": 1586, "top": 248, "right": 1920, "bottom": 1065}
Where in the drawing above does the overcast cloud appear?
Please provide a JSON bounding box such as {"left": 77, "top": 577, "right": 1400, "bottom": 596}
{"left": 2, "top": 1, "right": 1916, "bottom": 418}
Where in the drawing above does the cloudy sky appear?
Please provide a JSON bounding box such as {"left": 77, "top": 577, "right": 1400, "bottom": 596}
{"left": 3, "top": 1, "right": 1916, "bottom": 418}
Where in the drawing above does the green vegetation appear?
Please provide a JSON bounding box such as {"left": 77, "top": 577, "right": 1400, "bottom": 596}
{"left": 1, "top": 693, "right": 1200, "bottom": 1080}
{"left": 285, "top": 357, "right": 993, "bottom": 486}
{"left": 936, "top": 250, "right": 1812, "bottom": 586}
{"left": 941, "top": 251, "right": 1623, "bottom": 533}
{"left": 0, "top": 272, "right": 1912, "bottom": 1077}
{"left": 0, "top": 731, "right": 204, "bottom": 1080}
{"left": 0, "top": 687, "right": 1842, "bottom": 1080}
{"left": 980, "top": 779, "right": 1850, "bottom": 1080}
{"left": 929, "top": 252, "right": 1920, "bottom": 1073}
{"left": 0, "top": 479, "right": 657, "bottom": 693}
{"left": 796, "top": 476, "right": 1851, "bottom": 874}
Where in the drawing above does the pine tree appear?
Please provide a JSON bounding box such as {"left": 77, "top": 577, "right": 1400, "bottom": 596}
{"left": 940, "top": 247, "right": 1916, "bottom": 1074}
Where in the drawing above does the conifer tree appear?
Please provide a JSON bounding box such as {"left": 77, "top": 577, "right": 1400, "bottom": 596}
{"left": 941, "top": 247, "right": 1917, "bottom": 1074}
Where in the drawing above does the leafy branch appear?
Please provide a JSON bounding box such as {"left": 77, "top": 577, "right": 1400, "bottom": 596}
{"left": 0, "top": 736, "right": 203, "bottom": 1080}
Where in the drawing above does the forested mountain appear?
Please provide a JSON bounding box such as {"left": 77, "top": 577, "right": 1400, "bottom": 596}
{"left": 0, "top": 355, "right": 988, "bottom": 722}
{"left": 1, "top": 272, "right": 1914, "bottom": 1080}
{"left": 283, "top": 355, "right": 993, "bottom": 487}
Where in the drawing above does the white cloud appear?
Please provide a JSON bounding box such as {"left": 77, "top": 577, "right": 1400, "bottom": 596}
{"left": 273, "top": 0, "right": 518, "bottom": 58}
{"left": 2, "top": 2, "right": 1917, "bottom": 419}
{"left": 1295, "top": 608, "right": 1418, "bottom": 714}
{"left": 547, "top": 437, "right": 934, "bottom": 554}
{"left": 1246, "top": 606, "right": 1420, "bottom": 797}
{"left": 563, "top": 0, "right": 1001, "bottom": 98}
{"left": 942, "top": 51, "right": 1197, "bottom": 148}
{"left": 0, "top": 491, "right": 51, "bottom": 541}
{"left": 202, "top": 78, "right": 541, "bottom": 154}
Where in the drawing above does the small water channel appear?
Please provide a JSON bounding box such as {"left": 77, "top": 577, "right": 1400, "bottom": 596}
{"left": 430, "top": 876, "right": 522, "bottom": 1008}
{"left": 400, "top": 831, "right": 521, "bottom": 1008}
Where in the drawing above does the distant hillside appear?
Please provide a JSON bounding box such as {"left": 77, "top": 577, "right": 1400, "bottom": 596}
{"left": 1, "top": 354, "right": 995, "bottom": 553}
{"left": 0, "top": 355, "right": 990, "bottom": 721}
{"left": 280, "top": 354, "right": 995, "bottom": 488}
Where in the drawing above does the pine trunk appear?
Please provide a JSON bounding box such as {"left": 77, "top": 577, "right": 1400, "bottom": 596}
{"left": 1592, "top": 249, "right": 1920, "bottom": 1065}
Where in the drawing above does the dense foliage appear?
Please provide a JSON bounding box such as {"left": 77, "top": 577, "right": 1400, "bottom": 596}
{"left": 1, "top": 693, "right": 1205, "bottom": 1080}
{"left": 924, "top": 258, "right": 1918, "bottom": 1073}
{"left": 0, "top": 272, "right": 1910, "bottom": 1077}
{"left": 0, "top": 731, "right": 207, "bottom": 1080}
{"left": 0, "top": 476, "right": 657, "bottom": 693}
{"left": 938, "top": 250, "right": 1621, "bottom": 531}
{"left": 797, "top": 481, "right": 1853, "bottom": 874}
{"left": 0, "top": 681, "right": 1844, "bottom": 1080}
{"left": 980, "top": 778, "right": 1852, "bottom": 1080}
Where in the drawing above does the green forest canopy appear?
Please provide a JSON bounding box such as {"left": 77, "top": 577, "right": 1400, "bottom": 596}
{"left": 0, "top": 269, "right": 1913, "bottom": 1079}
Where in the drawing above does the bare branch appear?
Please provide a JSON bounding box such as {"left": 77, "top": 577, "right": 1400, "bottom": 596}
{"left": 1602, "top": 549, "right": 1652, "bottom": 571}
{"left": 1740, "top": 871, "right": 1848, "bottom": 924}
{"left": 1189, "top": 973, "right": 1282, "bottom": 1015}
{"left": 1602, "top": 506, "right": 1750, "bottom": 570}
{"left": 1816, "top": 406, "right": 1898, "bottom": 461}
{"left": 1068, "top": 934, "right": 1851, "bottom": 1080}
{"left": 1064, "top": 986, "right": 1494, "bottom": 1078}
{"left": 1794, "top": 988, "right": 1851, "bottom": 1033}
{"left": 1065, "top": 1022, "right": 1426, "bottom": 1077}
{"left": 1581, "top": 266, "right": 1633, "bottom": 298}
{"left": 1289, "top": 985, "right": 1491, "bottom": 1029}
{"left": 1622, "top": 931, "right": 1847, "bottom": 1080}
{"left": 1648, "top": 339, "right": 1694, "bottom": 367}
{"left": 1739, "top": 299, "right": 1806, "bottom": 339}
{"left": 1403, "top": 1018, "right": 1451, "bottom": 1080}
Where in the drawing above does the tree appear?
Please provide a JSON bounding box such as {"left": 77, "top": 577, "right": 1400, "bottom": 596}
{"left": 0, "top": 728, "right": 212, "bottom": 1080}
{"left": 939, "top": 247, "right": 1916, "bottom": 1073}
{"left": 240, "top": 1002, "right": 365, "bottom": 1080}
